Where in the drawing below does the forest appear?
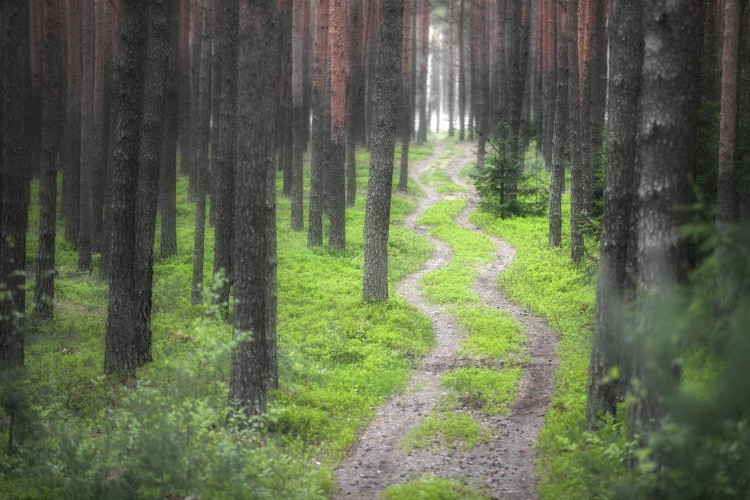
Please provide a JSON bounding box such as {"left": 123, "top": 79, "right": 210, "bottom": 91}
{"left": 1, "top": 0, "right": 749, "bottom": 498}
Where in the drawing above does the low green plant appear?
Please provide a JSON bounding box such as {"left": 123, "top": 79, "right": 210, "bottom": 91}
{"left": 384, "top": 474, "right": 490, "bottom": 500}
{"left": 442, "top": 367, "right": 521, "bottom": 415}
{"left": 401, "top": 413, "right": 490, "bottom": 451}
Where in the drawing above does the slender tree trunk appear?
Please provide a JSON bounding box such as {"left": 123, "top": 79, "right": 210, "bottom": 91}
{"left": 191, "top": 0, "right": 212, "bottom": 304}
{"left": 548, "top": 1, "right": 568, "bottom": 249}
{"left": 34, "top": 0, "right": 62, "bottom": 321}
{"left": 630, "top": 0, "right": 702, "bottom": 436}
{"left": 587, "top": 0, "right": 642, "bottom": 424}
{"left": 288, "top": 0, "right": 304, "bottom": 231}
{"left": 91, "top": 0, "right": 108, "bottom": 255}
{"left": 458, "top": 0, "right": 466, "bottom": 140}
{"left": 399, "top": 0, "right": 412, "bottom": 193}
{"left": 362, "top": 0, "right": 404, "bottom": 301}
{"left": 447, "top": 0, "right": 455, "bottom": 136}
{"left": 159, "top": 12, "right": 179, "bottom": 260}
{"left": 417, "top": 0, "right": 430, "bottom": 144}
{"left": 133, "top": 0, "right": 171, "bottom": 368}
{"left": 213, "top": 0, "right": 239, "bottom": 306}
{"left": 63, "top": 0, "right": 81, "bottom": 247}
{"left": 0, "top": 1, "right": 31, "bottom": 370}
{"left": 231, "top": 0, "right": 280, "bottom": 415}
{"left": 104, "top": 0, "right": 147, "bottom": 378}
{"left": 346, "top": 0, "right": 363, "bottom": 208}
{"left": 328, "top": 0, "right": 348, "bottom": 249}
{"left": 308, "top": 0, "right": 329, "bottom": 246}
{"left": 78, "top": 0, "right": 95, "bottom": 273}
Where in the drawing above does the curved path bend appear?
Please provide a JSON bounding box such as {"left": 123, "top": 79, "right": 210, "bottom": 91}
{"left": 334, "top": 141, "right": 558, "bottom": 499}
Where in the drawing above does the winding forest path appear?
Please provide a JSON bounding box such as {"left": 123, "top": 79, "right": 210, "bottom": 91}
{"left": 333, "top": 140, "right": 558, "bottom": 499}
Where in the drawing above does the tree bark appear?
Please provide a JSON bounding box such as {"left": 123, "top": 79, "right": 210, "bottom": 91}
{"left": 291, "top": 0, "right": 306, "bottom": 234}
{"left": 630, "top": 0, "right": 702, "bottom": 435}
{"left": 416, "top": 0, "right": 430, "bottom": 144}
{"left": 34, "top": 0, "right": 63, "bottom": 321}
{"left": 213, "top": 0, "right": 239, "bottom": 306}
{"left": 308, "top": 0, "right": 329, "bottom": 246}
{"left": 78, "top": 0, "right": 95, "bottom": 273}
{"left": 399, "top": 0, "right": 412, "bottom": 193}
{"left": 104, "top": 0, "right": 147, "bottom": 378}
{"left": 0, "top": 1, "right": 31, "bottom": 370}
{"left": 447, "top": 0, "right": 455, "bottom": 136}
{"left": 91, "top": 0, "right": 108, "bottom": 255}
{"left": 346, "top": 0, "right": 363, "bottom": 208}
{"left": 328, "top": 0, "right": 348, "bottom": 249}
{"left": 231, "top": 0, "right": 280, "bottom": 415}
{"left": 191, "top": 0, "right": 212, "bottom": 304}
{"left": 548, "top": 1, "right": 568, "bottom": 249}
{"left": 362, "top": 0, "right": 404, "bottom": 302}
{"left": 587, "top": 0, "right": 642, "bottom": 424}
{"left": 458, "top": 0, "right": 466, "bottom": 140}
{"left": 63, "top": 0, "right": 81, "bottom": 247}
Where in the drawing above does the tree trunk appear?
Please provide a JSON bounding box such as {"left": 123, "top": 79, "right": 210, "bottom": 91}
{"left": 458, "top": 0, "right": 466, "bottom": 140}
{"left": 362, "top": 0, "right": 404, "bottom": 301}
{"left": 104, "top": 0, "right": 147, "bottom": 378}
{"left": 587, "top": 0, "right": 642, "bottom": 424}
{"left": 417, "top": 0, "right": 430, "bottom": 144}
{"left": 231, "top": 0, "right": 280, "bottom": 415}
{"left": 78, "top": 0, "right": 95, "bottom": 273}
{"left": 548, "top": 1, "right": 568, "bottom": 249}
{"left": 191, "top": 0, "right": 212, "bottom": 304}
{"left": 630, "top": 0, "right": 702, "bottom": 436}
{"left": 159, "top": 11, "right": 180, "bottom": 260}
{"left": 346, "top": 0, "right": 363, "bottom": 208}
{"left": 63, "top": 0, "right": 81, "bottom": 247}
{"left": 308, "top": 0, "right": 329, "bottom": 247}
{"left": 34, "top": 0, "right": 62, "bottom": 321}
{"left": 213, "top": 0, "right": 239, "bottom": 306}
{"left": 399, "top": 0, "right": 412, "bottom": 193}
{"left": 91, "top": 0, "right": 108, "bottom": 255}
{"left": 0, "top": 1, "right": 31, "bottom": 370}
{"left": 133, "top": 0, "right": 171, "bottom": 368}
{"left": 328, "top": 0, "right": 348, "bottom": 249}
{"left": 447, "top": 0, "right": 455, "bottom": 136}
{"left": 292, "top": 0, "right": 306, "bottom": 229}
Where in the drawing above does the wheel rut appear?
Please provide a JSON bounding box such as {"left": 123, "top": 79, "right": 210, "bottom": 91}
{"left": 333, "top": 141, "right": 558, "bottom": 499}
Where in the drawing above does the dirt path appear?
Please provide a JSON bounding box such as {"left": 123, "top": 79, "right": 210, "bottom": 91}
{"left": 333, "top": 141, "right": 558, "bottom": 499}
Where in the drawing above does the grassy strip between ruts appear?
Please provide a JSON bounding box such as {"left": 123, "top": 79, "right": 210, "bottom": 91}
{"left": 384, "top": 474, "right": 490, "bottom": 500}
{"left": 3, "top": 143, "right": 437, "bottom": 498}
{"left": 470, "top": 192, "right": 612, "bottom": 499}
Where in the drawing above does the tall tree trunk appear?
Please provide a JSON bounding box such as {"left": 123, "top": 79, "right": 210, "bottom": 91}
{"left": 133, "top": 0, "right": 171, "bottom": 368}
{"left": 34, "top": 0, "right": 62, "bottom": 321}
{"left": 104, "top": 0, "right": 147, "bottom": 378}
{"left": 346, "top": 0, "right": 363, "bottom": 208}
{"left": 630, "top": 0, "right": 702, "bottom": 436}
{"left": 213, "top": 0, "right": 239, "bottom": 306}
{"left": 548, "top": 1, "right": 568, "bottom": 249}
{"left": 78, "top": 0, "right": 95, "bottom": 273}
{"left": 399, "top": 0, "right": 412, "bottom": 193}
{"left": 63, "top": 0, "right": 81, "bottom": 247}
{"left": 417, "top": 0, "right": 430, "bottom": 144}
{"left": 447, "top": 0, "right": 455, "bottom": 136}
{"left": 91, "top": 0, "right": 108, "bottom": 255}
{"left": 231, "top": 0, "right": 280, "bottom": 415}
{"left": 291, "top": 0, "right": 305, "bottom": 232}
{"left": 308, "top": 0, "right": 329, "bottom": 246}
{"left": 587, "top": 0, "right": 642, "bottom": 424}
{"left": 362, "top": 0, "right": 404, "bottom": 301}
{"left": 159, "top": 11, "right": 180, "bottom": 260}
{"left": 191, "top": 0, "right": 211, "bottom": 304}
{"left": 328, "top": 0, "right": 348, "bottom": 249}
{"left": 0, "top": 0, "right": 31, "bottom": 370}
{"left": 458, "top": 0, "right": 466, "bottom": 140}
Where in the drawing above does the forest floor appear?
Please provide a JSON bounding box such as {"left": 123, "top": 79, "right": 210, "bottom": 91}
{"left": 334, "top": 140, "right": 559, "bottom": 499}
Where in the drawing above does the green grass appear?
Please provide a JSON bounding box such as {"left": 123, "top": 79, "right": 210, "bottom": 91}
{"left": 442, "top": 366, "right": 522, "bottom": 416}
{"left": 3, "top": 142, "right": 436, "bottom": 498}
{"left": 401, "top": 412, "right": 491, "bottom": 451}
{"left": 384, "top": 475, "right": 490, "bottom": 500}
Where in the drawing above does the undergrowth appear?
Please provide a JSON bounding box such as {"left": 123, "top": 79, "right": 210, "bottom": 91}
{"left": 1, "top": 143, "right": 435, "bottom": 497}
{"left": 384, "top": 474, "right": 489, "bottom": 500}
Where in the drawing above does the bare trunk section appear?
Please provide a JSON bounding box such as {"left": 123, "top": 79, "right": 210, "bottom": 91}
{"left": 191, "top": 0, "right": 212, "bottom": 304}
{"left": 77, "top": 0, "right": 95, "bottom": 273}
{"left": 289, "top": 0, "right": 304, "bottom": 231}
{"left": 362, "top": 0, "right": 404, "bottom": 302}
{"left": 346, "top": 0, "right": 363, "bottom": 208}
{"left": 308, "top": 0, "right": 329, "bottom": 247}
{"left": 63, "top": 0, "right": 81, "bottom": 247}
{"left": 548, "top": 1, "right": 568, "bottom": 249}
{"left": 328, "top": 0, "right": 348, "bottom": 249}
{"left": 231, "top": 0, "right": 280, "bottom": 415}
{"left": 34, "top": 0, "right": 62, "bottom": 321}
{"left": 416, "top": 0, "right": 429, "bottom": 144}
{"left": 104, "top": 0, "right": 147, "bottom": 378}
{"left": 399, "top": 0, "right": 412, "bottom": 193}
{"left": 587, "top": 0, "right": 642, "bottom": 424}
{"left": 458, "top": 0, "right": 466, "bottom": 140}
